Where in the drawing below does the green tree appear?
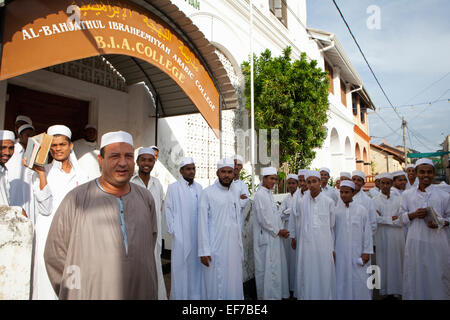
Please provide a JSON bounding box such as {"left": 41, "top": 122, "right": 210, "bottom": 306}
{"left": 242, "top": 47, "right": 330, "bottom": 172}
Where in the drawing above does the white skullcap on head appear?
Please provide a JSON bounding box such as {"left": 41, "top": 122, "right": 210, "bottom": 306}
{"left": 15, "top": 115, "right": 32, "bottom": 125}
{"left": 415, "top": 158, "right": 434, "bottom": 167}
{"left": 298, "top": 169, "right": 308, "bottom": 176}
{"left": 340, "top": 172, "right": 351, "bottom": 179}
{"left": 374, "top": 174, "right": 381, "bottom": 180}
{"left": 379, "top": 172, "right": 393, "bottom": 180}
{"left": 287, "top": 174, "right": 298, "bottom": 181}
{"left": 0, "top": 130, "right": 15, "bottom": 141}
{"left": 138, "top": 147, "right": 155, "bottom": 158}
{"left": 217, "top": 157, "right": 235, "bottom": 170}
{"left": 47, "top": 125, "right": 72, "bottom": 139}
{"left": 306, "top": 170, "right": 321, "bottom": 179}
{"left": 179, "top": 157, "right": 194, "bottom": 168}
{"left": 100, "top": 131, "right": 133, "bottom": 148}
{"left": 18, "top": 124, "right": 34, "bottom": 135}
{"left": 392, "top": 170, "right": 407, "bottom": 178}
{"left": 233, "top": 154, "right": 244, "bottom": 164}
{"left": 261, "top": 167, "right": 277, "bottom": 176}
{"left": 352, "top": 170, "right": 366, "bottom": 180}
{"left": 84, "top": 124, "right": 97, "bottom": 130}
{"left": 150, "top": 145, "right": 159, "bottom": 151}
{"left": 406, "top": 164, "right": 415, "bottom": 169}
{"left": 340, "top": 180, "right": 355, "bottom": 189}
{"left": 319, "top": 167, "right": 330, "bottom": 174}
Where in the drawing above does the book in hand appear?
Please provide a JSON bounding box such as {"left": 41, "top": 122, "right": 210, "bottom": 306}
{"left": 424, "top": 206, "right": 440, "bottom": 226}
{"left": 24, "top": 133, "right": 53, "bottom": 168}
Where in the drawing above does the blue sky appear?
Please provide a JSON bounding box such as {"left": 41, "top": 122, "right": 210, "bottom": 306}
{"left": 307, "top": 0, "right": 450, "bottom": 152}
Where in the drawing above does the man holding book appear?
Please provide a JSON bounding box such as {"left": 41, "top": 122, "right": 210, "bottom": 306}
{"left": 400, "top": 158, "right": 450, "bottom": 299}
{"left": 29, "top": 124, "right": 88, "bottom": 300}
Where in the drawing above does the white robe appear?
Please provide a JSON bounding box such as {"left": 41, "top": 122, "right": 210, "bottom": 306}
{"left": 252, "top": 186, "right": 289, "bottom": 300}
{"left": 406, "top": 177, "right": 419, "bottom": 190}
{"left": 334, "top": 201, "right": 373, "bottom": 300}
{"left": 130, "top": 174, "right": 167, "bottom": 300}
{"left": 72, "top": 139, "right": 100, "bottom": 181}
{"left": 294, "top": 191, "right": 336, "bottom": 300}
{"left": 0, "top": 165, "right": 10, "bottom": 205}
{"left": 352, "top": 190, "right": 378, "bottom": 238}
{"left": 373, "top": 192, "right": 405, "bottom": 296}
{"left": 232, "top": 178, "right": 250, "bottom": 224}
{"left": 368, "top": 187, "right": 380, "bottom": 199}
{"left": 321, "top": 185, "right": 338, "bottom": 204}
{"left": 287, "top": 189, "right": 308, "bottom": 298}
{"left": 164, "top": 178, "right": 204, "bottom": 300}
{"left": 198, "top": 180, "right": 243, "bottom": 300}
{"left": 279, "top": 190, "right": 298, "bottom": 292}
{"left": 400, "top": 185, "right": 450, "bottom": 300}
{"left": 32, "top": 157, "right": 88, "bottom": 300}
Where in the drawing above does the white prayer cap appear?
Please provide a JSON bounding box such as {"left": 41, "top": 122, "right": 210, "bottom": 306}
{"left": 84, "top": 124, "right": 97, "bottom": 130}
{"left": 150, "top": 145, "right": 159, "bottom": 151}
{"left": 319, "top": 167, "right": 330, "bottom": 174}
{"left": 340, "top": 180, "right": 355, "bottom": 190}
{"left": 379, "top": 172, "right": 393, "bottom": 180}
{"left": 15, "top": 115, "right": 32, "bottom": 124}
{"left": 392, "top": 170, "right": 407, "bottom": 178}
{"left": 233, "top": 154, "right": 244, "bottom": 164}
{"left": 0, "top": 130, "right": 15, "bottom": 141}
{"left": 179, "top": 157, "right": 194, "bottom": 168}
{"left": 261, "top": 167, "right": 277, "bottom": 176}
{"left": 352, "top": 170, "right": 366, "bottom": 180}
{"left": 47, "top": 125, "right": 72, "bottom": 139}
{"left": 100, "top": 131, "right": 133, "bottom": 148}
{"left": 415, "top": 158, "right": 434, "bottom": 168}
{"left": 406, "top": 164, "right": 415, "bottom": 169}
{"left": 217, "top": 157, "right": 234, "bottom": 170}
{"left": 18, "top": 124, "right": 34, "bottom": 135}
{"left": 306, "top": 170, "right": 321, "bottom": 179}
{"left": 298, "top": 169, "right": 308, "bottom": 176}
{"left": 287, "top": 174, "right": 298, "bottom": 181}
{"left": 340, "top": 171, "right": 351, "bottom": 179}
{"left": 374, "top": 174, "right": 381, "bottom": 180}
{"left": 137, "top": 147, "right": 155, "bottom": 158}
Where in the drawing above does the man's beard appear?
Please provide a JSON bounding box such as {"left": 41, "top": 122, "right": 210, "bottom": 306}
{"left": 219, "top": 178, "right": 232, "bottom": 188}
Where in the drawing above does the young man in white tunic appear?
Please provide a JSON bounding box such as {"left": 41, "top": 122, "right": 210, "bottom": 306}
{"left": 252, "top": 167, "right": 290, "bottom": 300}
{"left": 6, "top": 124, "right": 35, "bottom": 215}
{"left": 232, "top": 154, "right": 249, "bottom": 225}
{"left": 30, "top": 125, "right": 88, "bottom": 300}
{"left": 372, "top": 172, "right": 404, "bottom": 298}
{"left": 279, "top": 173, "right": 299, "bottom": 298}
{"left": 400, "top": 158, "right": 450, "bottom": 300}
{"left": 351, "top": 171, "right": 377, "bottom": 237}
{"left": 198, "top": 158, "right": 244, "bottom": 300}
{"left": 391, "top": 171, "right": 407, "bottom": 197}
{"left": 319, "top": 167, "right": 338, "bottom": 203}
{"left": 164, "top": 157, "right": 204, "bottom": 300}
{"left": 130, "top": 147, "right": 167, "bottom": 300}
{"left": 405, "top": 164, "right": 418, "bottom": 189}
{"left": 368, "top": 175, "right": 381, "bottom": 199}
{"left": 72, "top": 124, "right": 101, "bottom": 180}
{"left": 292, "top": 170, "right": 336, "bottom": 300}
{"left": 0, "top": 130, "right": 16, "bottom": 206}
{"left": 334, "top": 180, "right": 373, "bottom": 300}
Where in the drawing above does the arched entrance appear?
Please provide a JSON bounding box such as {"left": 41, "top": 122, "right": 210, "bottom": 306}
{"left": 329, "top": 128, "right": 342, "bottom": 176}
{"left": 355, "top": 142, "right": 362, "bottom": 171}
{"left": 363, "top": 147, "right": 369, "bottom": 176}
{"left": 344, "top": 136, "right": 353, "bottom": 171}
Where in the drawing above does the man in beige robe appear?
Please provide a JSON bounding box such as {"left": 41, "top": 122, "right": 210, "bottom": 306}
{"left": 44, "top": 131, "right": 158, "bottom": 300}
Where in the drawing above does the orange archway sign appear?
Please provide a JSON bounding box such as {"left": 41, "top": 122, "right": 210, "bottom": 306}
{"left": 0, "top": 0, "right": 220, "bottom": 137}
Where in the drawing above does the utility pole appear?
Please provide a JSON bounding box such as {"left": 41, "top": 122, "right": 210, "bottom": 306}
{"left": 402, "top": 116, "right": 408, "bottom": 166}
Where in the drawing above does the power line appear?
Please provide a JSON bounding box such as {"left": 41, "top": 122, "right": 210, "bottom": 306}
{"left": 407, "top": 88, "right": 450, "bottom": 122}
{"left": 379, "top": 98, "right": 449, "bottom": 110}
{"left": 402, "top": 71, "right": 450, "bottom": 106}
{"left": 331, "top": 0, "right": 402, "bottom": 121}
{"left": 368, "top": 110, "right": 401, "bottom": 137}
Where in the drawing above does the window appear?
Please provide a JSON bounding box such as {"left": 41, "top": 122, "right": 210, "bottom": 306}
{"left": 360, "top": 102, "right": 366, "bottom": 123}
{"left": 325, "top": 61, "right": 334, "bottom": 94}
{"left": 340, "top": 79, "right": 347, "bottom": 106}
{"left": 269, "top": 0, "right": 288, "bottom": 27}
{"left": 352, "top": 93, "right": 358, "bottom": 115}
